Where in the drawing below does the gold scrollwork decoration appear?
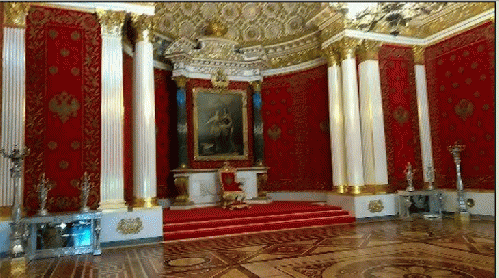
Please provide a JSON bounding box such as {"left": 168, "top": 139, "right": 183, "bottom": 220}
{"left": 49, "top": 91, "right": 80, "bottom": 123}
{"left": 211, "top": 69, "right": 229, "bottom": 90}
{"left": 96, "top": 9, "right": 126, "bottom": 36}
{"left": 358, "top": 40, "right": 382, "bottom": 62}
{"left": 4, "top": 2, "right": 30, "bottom": 28}
{"left": 117, "top": 217, "right": 144, "bottom": 235}
{"left": 173, "top": 76, "right": 188, "bottom": 89}
{"left": 368, "top": 199, "right": 384, "bottom": 213}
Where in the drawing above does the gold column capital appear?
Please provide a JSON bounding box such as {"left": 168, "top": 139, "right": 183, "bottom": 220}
{"left": 131, "top": 13, "right": 154, "bottom": 42}
{"left": 358, "top": 40, "right": 382, "bottom": 62}
{"left": 335, "top": 37, "right": 361, "bottom": 61}
{"left": 96, "top": 9, "right": 126, "bottom": 36}
{"left": 322, "top": 46, "right": 341, "bottom": 66}
{"left": 4, "top": 2, "right": 30, "bottom": 28}
{"left": 173, "top": 76, "right": 188, "bottom": 89}
{"left": 250, "top": 81, "right": 261, "bottom": 92}
{"left": 412, "top": 45, "right": 426, "bottom": 65}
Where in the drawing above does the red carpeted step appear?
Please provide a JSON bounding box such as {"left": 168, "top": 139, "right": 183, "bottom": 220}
{"left": 162, "top": 202, "right": 355, "bottom": 241}
{"left": 163, "top": 209, "right": 350, "bottom": 232}
{"left": 163, "top": 201, "right": 343, "bottom": 223}
{"left": 163, "top": 214, "right": 355, "bottom": 241}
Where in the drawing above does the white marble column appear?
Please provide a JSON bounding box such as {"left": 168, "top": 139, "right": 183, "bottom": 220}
{"left": 325, "top": 48, "right": 347, "bottom": 193}
{"left": 0, "top": 3, "right": 29, "bottom": 212}
{"left": 131, "top": 14, "right": 157, "bottom": 208}
{"left": 358, "top": 41, "right": 388, "bottom": 186}
{"left": 413, "top": 46, "right": 434, "bottom": 184}
{"left": 97, "top": 10, "right": 127, "bottom": 210}
{"left": 340, "top": 39, "right": 364, "bottom": 193}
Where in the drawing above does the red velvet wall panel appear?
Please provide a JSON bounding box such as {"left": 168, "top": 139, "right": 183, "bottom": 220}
{"left": 261, "top": 65, "right": 332, "bottom": 191}
{"left": 25, "top": 6, "right": 101, "bottom": 213}
{"left": 425, "top": 22, "right": 495, "bottom": 190}
{"left": 379, "top": 45, "right": 423, "bottom": 190}
{"left": 154, "top": 68, "right": 174, "bottom": 199}
{"left": 123, "top": 52, "right": 133, "bottom": 205}
{"left": 186, "top": 78, "right": 254, "bottom": 169}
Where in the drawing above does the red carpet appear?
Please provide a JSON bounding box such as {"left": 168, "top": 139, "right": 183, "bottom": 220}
{"left": 163, "top": 201, "right": 355, "bottom": 241}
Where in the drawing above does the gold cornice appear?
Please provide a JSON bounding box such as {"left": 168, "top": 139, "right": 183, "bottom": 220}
{"left": 268, "top": 47, "right": 322, "bottom": 69}
{"left": 173, "top": 76, "right": 188, "bottom": 89}
{"left": 358, "top": 40, "right": 382, "bottom": 62}
{"left": 411, "top": 3, "right": 494, "bottom": 38}
{"left": 412, "top": 45, "right": 425, "bottom": 65}
{"left": 96, "top": 9, "right": 126, "bottom": 36}
{"left": 131, "top": 13, "right": 154, "bottom": 42}
{"left": 4, "top": 2, "right": 30, "bottom": 28}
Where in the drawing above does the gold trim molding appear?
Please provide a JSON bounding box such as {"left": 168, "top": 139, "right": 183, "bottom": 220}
{"left": 116, "top": 217, "right": 144, "bottom": 235}
{"left": 4, "top": 2, "right": 30, "bottom": 28}
{"left": 96, "top": 9, "right": 126, "bottom": 36}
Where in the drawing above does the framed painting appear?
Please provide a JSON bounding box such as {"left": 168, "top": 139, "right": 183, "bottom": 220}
{"left": 193, "top": 88, "right": 249, "bottom": 161}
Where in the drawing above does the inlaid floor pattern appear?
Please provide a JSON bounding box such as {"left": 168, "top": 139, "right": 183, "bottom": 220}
{"left": 0, "top": 217, "right": 494, "bottom": 277}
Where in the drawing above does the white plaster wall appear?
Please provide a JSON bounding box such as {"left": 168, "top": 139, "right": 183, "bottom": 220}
{"left": 100, "top": 207, "right": 162, "bottom": 243}
{"left": 441, "top": 190, "right": 494, "bottom": 216}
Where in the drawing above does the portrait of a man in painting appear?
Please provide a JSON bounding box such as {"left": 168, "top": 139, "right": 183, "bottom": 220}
{"left": 193, "top": 88, "right": 248, "bottom": 161}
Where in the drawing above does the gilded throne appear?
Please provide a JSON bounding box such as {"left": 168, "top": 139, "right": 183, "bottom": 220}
{"left": 218, "top": 161, "right": 249, "bottom": 210}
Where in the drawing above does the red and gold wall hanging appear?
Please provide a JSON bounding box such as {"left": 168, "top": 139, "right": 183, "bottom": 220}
{"left": 425, "top": 21, "right": 495, "bottom": 190}
{"left": 186, "top": 78, "right": 254, "bottom": 169}
{"left": 25, "top": 6, "right": 101, "bottom": 213}
{"left": 261, "top": 65, "right": 332, "bottom": 191}
{"left": 123, "top": 52, "right": 133, "bottom": 205}
{"left": 155, "top": 68, "right": 175, "bottom": 199}
{"left": 379, "top": 45, "right": 423, "bottom": 190}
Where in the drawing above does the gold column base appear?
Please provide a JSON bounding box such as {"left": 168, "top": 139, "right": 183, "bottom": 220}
{"left": 336, "top": 185, "right": 348, "bottom": 194}
{"left": 133, "top": 197, "right": 158, "bottom": 208}
{"left": 454, "top": 211, "right": 470, "bottom": 223}
{"left": 349, "top": 185, "right": 363, "bottom": 195}
{"left": 1, "top": 257, "right": 26, "bottom": 276}
{"left": 173, "top": 196, "right": 194, "bottom": 206}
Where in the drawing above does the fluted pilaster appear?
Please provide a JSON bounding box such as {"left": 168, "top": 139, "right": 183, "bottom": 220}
{"left": 339, "top": 38, "right": 364, "bottom": 191}
{"left": 251, "top": 81, "right": 265, "bottom": 166}
{"left": 413, "top": 46, "right": 434, "bottom": 183}
{"left": 324, "top": 47, "right": 347, "bottom": 193}
{"left": 358, "top": 41, "right": 388, "bottom": 185}
{"left": 0, "top": 3, "right": 29, "bottom": 209}
{"left": 97, "top": 9, "right": 127, "bottom": 210}
{"left": 131, "top": 14, "right": 157, "bottom": 207}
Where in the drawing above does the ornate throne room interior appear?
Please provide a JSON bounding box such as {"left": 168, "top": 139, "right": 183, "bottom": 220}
{"left": 0, "top": 2, "right": 495, "bottom": 277}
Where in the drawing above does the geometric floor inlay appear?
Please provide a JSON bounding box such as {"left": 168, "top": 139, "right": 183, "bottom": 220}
{"left": 0, "top": 217, "right": 494, "bottom": 277}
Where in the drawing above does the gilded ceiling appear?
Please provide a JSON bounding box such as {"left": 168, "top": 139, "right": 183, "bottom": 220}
{"left": 154, "top": 2, "right": 323, "bottom": 46}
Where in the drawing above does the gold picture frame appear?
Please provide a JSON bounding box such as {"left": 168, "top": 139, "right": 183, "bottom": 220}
{"left": 193, "top": 88, "right": 249, "bottom": 161}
